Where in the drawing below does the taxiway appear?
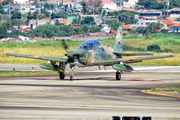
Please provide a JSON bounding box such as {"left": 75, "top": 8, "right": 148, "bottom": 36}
{"left": 0, "top": 65, "right": 180, "bottom": 119}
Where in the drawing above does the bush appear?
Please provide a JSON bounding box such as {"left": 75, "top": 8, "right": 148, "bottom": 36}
{"left": 161, "top": 29, "right": 168, "bottom": 33}
{"left": 147, "top": 44, "right": 161, "bottom": 52}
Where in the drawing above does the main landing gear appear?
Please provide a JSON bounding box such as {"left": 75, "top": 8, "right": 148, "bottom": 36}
{"left": 59, "top": 62, "right": 66, "bottom": 80}
{"left": 116, "top": 71, "right": 121, "bottom": 80}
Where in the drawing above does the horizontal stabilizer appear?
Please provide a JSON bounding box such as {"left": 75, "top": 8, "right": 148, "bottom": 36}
{"left": 113, "top": 52, "right": 153, "bottom": 56}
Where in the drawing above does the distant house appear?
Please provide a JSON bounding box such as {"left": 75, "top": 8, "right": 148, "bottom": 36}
{"left": 25, "top": 18, "right": 55, "bottom": 28}
{"left": 160, "top": 20, "right": 175, "bottom": 29}
{"left": 3, "top": 3, "right": 36, "bottom": 14}
{"left": 138, "top": 10, "right": 162, "bottom": 18}
{"left": 169, "top": 23, "right": 180, "bottom": 32}
{"left": 32, "top": 37, "right": 44, "bottom": 40}
{"left": 170, "top": 8, "right": 180, "bottom": 19}
{"left": 122, "top": 24, "right": 132, "bottom": 32}
{"left": 79, "top": 15, "right": 102, "bottom": 25}
{"left": 101, "top": 24, "right": 111, "bottom": 33}
{"left": 136, "top": 17, "right": 157, "bottom": 28}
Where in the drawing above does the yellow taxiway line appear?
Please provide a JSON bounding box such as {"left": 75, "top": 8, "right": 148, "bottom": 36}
{"left": 141, "top": 90, "right": 180, "bottom": 98}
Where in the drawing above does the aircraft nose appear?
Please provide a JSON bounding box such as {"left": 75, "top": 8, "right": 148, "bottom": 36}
{"left": 66, "top": 51, "right": 74, "bottom": 59}
{"left": 66, "top": 49, "right": 85, "bottom": 59}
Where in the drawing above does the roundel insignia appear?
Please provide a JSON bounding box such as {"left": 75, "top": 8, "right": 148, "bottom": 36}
{"left": 114, "top": 54, "right": 116, "bottom": 59}
{"left": 116, "top": 33, "right": 120, "bottom": 40}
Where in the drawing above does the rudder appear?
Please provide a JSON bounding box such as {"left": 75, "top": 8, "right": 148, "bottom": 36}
{"left": 113, "top": 27, "right": 123, "bottom": 53}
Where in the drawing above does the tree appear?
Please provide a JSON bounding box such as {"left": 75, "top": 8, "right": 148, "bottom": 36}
{"left": 136, "top": 27, "right": 149, "bottom": 36}
{"left": 81, "top": 24, "right": 89, "bottom": 34}
{"left": 161, "top": 29, "right": 168, "bottom": 33}
{"left": 81, "top": 0, "right": 102, "bottom": 14}
{"left": 169, "top": 0, "right": 180, "bottom": 9}
{"left": 11, "top": 11, "right": 21, "bottom": 19}
{"left": 27, "top": 12, "right": 33, "bottom": 20}
{"left": 81, "top": 17, "right": 95, "bottom": 25}
{"left": 148, "top": 22, "right": 163, "bottom": 34}
{"left": 32, "top": 11, "right": 38, "bottom": 19}
{"left": 118, "top": 11, "right": 137, "bottom": 24}
{"left": 137, "top": 0, "right": 159, "bottom": 9}
{"left": 130, "top": 29, "right": 137, "bottom": 34}
{"left": 0, "top": 26, "right": 7, "bottom": 38}
{"left": 51, "top": 13, "right": 56, "bottom": 19}
{"left": 0, "top": 5, "right": 4, "bottom": 14}
{"left": 147, "top": 44, "right": 161, "bottom": 52}
{"left": 2, "top": 0, "right": 12, "bottom": 5}
{"left": 72, "top": 18, "right": 78, "bottom": 24}
{"left": 103, "top": 20, "right": 121, "bottom": 30}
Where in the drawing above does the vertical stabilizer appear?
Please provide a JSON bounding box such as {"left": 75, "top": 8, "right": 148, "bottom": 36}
{"left": 113, "top": 27, "right": 123, "bottom": 53}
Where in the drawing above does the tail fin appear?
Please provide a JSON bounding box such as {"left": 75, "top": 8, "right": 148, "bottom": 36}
{"left": 113, "top": 27, "right": 123, "bottom": 53}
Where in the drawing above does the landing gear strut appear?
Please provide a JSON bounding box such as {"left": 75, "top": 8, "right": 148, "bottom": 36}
{"left": 116, "top": 71, "right": 121, "bottom": 80}
{"left": 59, "top": 62, "right": 66, "bottom": 80}
{"left": 59, "top": 72, "right": 65, "bottom": 79}
{"left": 70, "top": 65, "right": 77, "bottom": 81}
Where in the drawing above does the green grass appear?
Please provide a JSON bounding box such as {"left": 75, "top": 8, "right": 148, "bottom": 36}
{"left": 151, "top": 87, "right": 180, "bottom": 92}
{"left": 0, "top": 33, "right": 180, "bottom": 65}
{"left": 0, "top": 71, "right": 58, "bottom": 76}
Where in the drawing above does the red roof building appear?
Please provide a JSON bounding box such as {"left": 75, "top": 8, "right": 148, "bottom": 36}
{"left": 161, "top": 20, "right": 175, "bottom": 27}
{"left": 169, "top": 23, "right": 180, "bottom": 32}
{"left": 32, "top": 37, "right": 44, "bottom": 40}
{"left": 41, "top": 18, "right": 51, "bottom": 21}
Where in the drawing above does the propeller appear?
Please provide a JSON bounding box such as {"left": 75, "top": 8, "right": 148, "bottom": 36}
{"left": 60, "top": 39, "right": 69, "bottom": 53}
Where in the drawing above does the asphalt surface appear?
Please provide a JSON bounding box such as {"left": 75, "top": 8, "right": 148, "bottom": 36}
{"left": 0, "top": 64, "right": 180, "bottom": 119}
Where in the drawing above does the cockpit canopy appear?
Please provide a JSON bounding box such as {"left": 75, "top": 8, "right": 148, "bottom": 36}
{"left": 77, "top": 40, "right": 101, "bottom": 50}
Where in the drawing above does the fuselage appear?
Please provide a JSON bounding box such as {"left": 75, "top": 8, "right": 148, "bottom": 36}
{"left": 67, "top": 40, "right": 120, "bottom": 67}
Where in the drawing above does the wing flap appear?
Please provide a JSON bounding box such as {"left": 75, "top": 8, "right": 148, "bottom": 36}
{"left": 113, "top": 52, "right": 153, "bottom": 56}
{"left": 6, "top": 53, "right": 67, "bottom": 62}
{"left": 90, "top": 55, "right": 175, "bottom": 65}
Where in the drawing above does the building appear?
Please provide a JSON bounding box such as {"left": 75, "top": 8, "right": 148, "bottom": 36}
{"left": 122, "top": 0, "right": 138, "bottom": 7}
{"left": 101, "top": 24, "right": 111, "bottom": 33}
{"left": 79, "top": 15, "right": 102, "bottom": 25}
{"left": 138, "top": 10, "right": 163, "bottom": 18}
{"left": 170, "top": 8, "right": 180, "bottom": 19}
{"left": 136, "top": 17, "right": 157, "bottom": 28}
{"left": 169, "top": 23, "right": 180, "bottom": 32}
{"left": 3, "top": 3, "right": 36, "bottom": 14}
{"left": 103, "top": 1, "right": 117, "bottom": 10}
{"left": 13, "top": 0, "right": 29, "bottom": 4}
{"left": 25, "top": 18, "right": 55, "bottom": 28}
{"left": 160, "top": 20, "right": 175, "bottom": 29}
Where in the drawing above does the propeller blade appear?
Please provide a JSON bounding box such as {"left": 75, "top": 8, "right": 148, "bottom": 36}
{"left": 60, "top": 39, "right": 69, "bottom": 53}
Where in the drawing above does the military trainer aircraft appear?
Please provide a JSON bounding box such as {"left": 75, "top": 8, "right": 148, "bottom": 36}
{"left": 6, "top": 27, "right": 175, "bottom": 80}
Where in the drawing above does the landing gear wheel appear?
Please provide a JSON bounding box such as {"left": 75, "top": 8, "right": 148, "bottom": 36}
{"left": 59, "top": 72, "right": 65, "bottom": 80}
{"left": 70, "top": 75, "right": 74, "bottom": 81}
{"left": 116, "top": 71, "right": 121, "bottom": 80}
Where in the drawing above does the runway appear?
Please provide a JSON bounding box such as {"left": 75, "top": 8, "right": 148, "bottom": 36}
{"left": 0, "top": 65, "right": 180, "bottom": 119}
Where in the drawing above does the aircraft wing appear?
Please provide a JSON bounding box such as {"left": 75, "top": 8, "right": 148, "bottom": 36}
{"left": 90, "top": 55, "right": 175, "bottom": 65}
{"left": 113, "top": 52, "right": 153, "bottom": 56}
{"left": 6, "top": 53, "right": 68, "bottom": 62}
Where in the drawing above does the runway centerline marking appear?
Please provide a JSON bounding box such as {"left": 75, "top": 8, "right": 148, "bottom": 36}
{"left": 141, "top": 90, "right": 180, "bottom": 98}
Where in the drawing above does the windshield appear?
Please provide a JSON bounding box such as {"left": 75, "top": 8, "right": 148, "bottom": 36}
{"left": 77, "top": 40, "right": 101, "bottom": 50}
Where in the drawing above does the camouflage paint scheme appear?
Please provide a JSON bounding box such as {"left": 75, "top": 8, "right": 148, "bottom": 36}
{"left": 6, "top": 27, "right": 175, "bottom": 80}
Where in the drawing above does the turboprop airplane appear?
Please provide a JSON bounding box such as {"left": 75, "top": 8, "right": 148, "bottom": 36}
{"left": 6, "top": 27, "right": 175, "bottom": 80}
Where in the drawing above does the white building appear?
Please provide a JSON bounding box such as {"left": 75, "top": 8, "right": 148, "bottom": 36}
{"left": 122, "top": 0, "right": 138, "bottom": 7}
{"left": 170, "top": 8, "right": 180, "bottom": 19}
{"left": 136, "top": 17, "right": 157, "bottom": 28}
{"left": 13, "top": 0, "right": 29, "bottom": 4}
{"left": 103, "top": 1, "right": 117, "bottom": 10}
{"left": 101, "top": 24, "right": 111, "bottom": 33}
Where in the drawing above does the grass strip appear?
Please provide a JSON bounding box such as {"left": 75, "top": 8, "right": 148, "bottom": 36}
{"left": 0, "top": 71, "right": 58, "bottom": 76}
{"left": 151, "top": 87, "right": 180, "bottom": 92}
